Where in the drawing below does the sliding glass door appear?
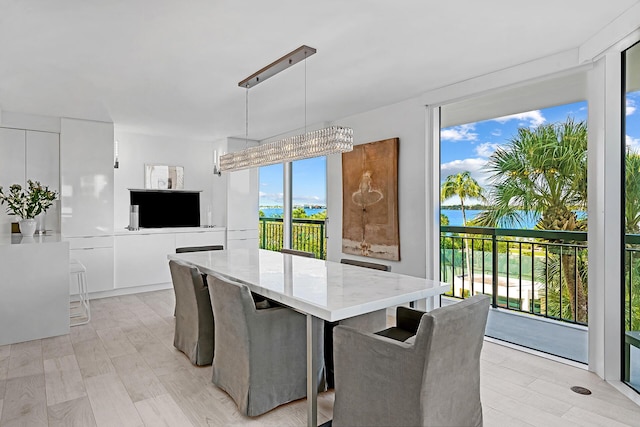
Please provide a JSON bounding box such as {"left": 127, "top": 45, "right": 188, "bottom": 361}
{"left": 623, "top": 41, "right": 640, "bottom": 394}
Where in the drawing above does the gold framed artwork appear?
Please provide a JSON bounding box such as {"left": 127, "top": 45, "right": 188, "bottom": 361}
{"left": 342, "top": 137, "right": 399, "bottom": 261}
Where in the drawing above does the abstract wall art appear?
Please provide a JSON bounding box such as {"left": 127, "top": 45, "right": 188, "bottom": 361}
{"left": 342, "top": 137, "right": 399, "bottom": 261}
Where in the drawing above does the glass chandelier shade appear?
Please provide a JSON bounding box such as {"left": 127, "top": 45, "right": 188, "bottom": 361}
{"left": 219, "top": 126, "right": 353, "bottom": 172}
{"left": 216, "top": 45, "right": 353, "bottom": 173}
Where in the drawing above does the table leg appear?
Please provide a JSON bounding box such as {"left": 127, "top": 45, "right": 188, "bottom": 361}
{"left": 307, "top": 314, "right": 319, "bottom": 427}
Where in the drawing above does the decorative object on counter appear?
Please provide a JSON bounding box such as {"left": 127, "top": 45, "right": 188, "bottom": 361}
{"left": 220, "top": 45, "right": 353, "bottom": 173}
{"left": 342, "top": 138, "right": 400, "bottom": 261}
{"left": 0, "top": 180, "right": 58, "bottom": 237}
{"left": 144, "top": 164, "right": 184, "bottom": 189}
{"left": 128, "top": 205, "right": 139, "bottom": 231}
{"left": 212, "top": 150, "right": 222, "bottom": 176}
{"left": 114, "top": 139, "right": 119, "bottom": 169}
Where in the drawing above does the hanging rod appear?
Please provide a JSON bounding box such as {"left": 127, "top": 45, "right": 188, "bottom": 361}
{"left": 238, "top": 45, "right": 317, "bottom": 89}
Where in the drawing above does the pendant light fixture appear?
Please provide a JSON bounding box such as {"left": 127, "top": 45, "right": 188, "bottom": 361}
{"left": 219, "top": 45, "right": 353, "bottom": 172}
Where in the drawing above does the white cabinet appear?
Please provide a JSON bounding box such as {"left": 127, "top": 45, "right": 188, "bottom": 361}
{"left": 227, "top": 168, "right": 258, "bottom": 231}
{"left": 25, "top": 131, "right": 59, "bottom": 191}
{"left": 115, "top": 233, "right": 175, "bottom": 288}
{"left": 226, "top": 168, "right": 258, "bottom": 250}
{"left": 67, "top": 236, "right": 114, "bottom": 294}
{"left": 26, "top": 131, "right": 60, "bottom": 232}
{"left": 0, "top": 128, "right": 25, "bottom": 234}
{"left": 0, "top": 239, "right": 70, "bottom": 345}
{"left": 114, "top": 228, "right": 227, "bottom": 289}
{"left": 175, "top": 230, "right": 225, "bottom": 248}
{"left": 0, "top": 128, "right": 25, "bottom": 188}
{"left": 0, "top": 128, "right": 60, "bottom": 235}
{"left": 60, "top": 118, "right": 114, "bottom": 237}
{"left": 226, "top": 229, "right": 258, "bottom": 250}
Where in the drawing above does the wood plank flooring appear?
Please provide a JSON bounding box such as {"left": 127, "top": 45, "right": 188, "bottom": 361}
{"left": 0, "top": 289, "right": 639, "bottom": 426}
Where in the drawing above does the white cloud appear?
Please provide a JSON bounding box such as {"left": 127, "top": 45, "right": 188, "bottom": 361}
{"left": 491, "top": 129, "right": 502, "bottom": 137}
{"left": 493, "top": 110, "right": 546, "bottom": 127}
{"left": 475, "top": 142, "right": 501, "bottom": 158}
{"left": 441, "top": 124, "right": 478, "bottom": 142}
{"left": 627, "top": 98, "right": 637, "bottom": 116}
{"left": 441, "top": 158, "right": 490, "bottom": 186}
{"left": 293, "top": 195, "right": 326, "bottom": 206}
{"left": 259, "top": 192, "right": 284, "bottom": 204}
{"left": 440, "top": 158, "right": 491, "bottom": 205}
{"left": 626, "top": 135, "right": 640, "bottom": 151}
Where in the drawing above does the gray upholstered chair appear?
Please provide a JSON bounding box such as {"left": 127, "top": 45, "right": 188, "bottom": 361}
{"left": 176, "top": 244, "right": 224, "bottom": 253}
{"left": 281, "top": 248, "right": 315, "bottom": 258}
{"left": 340, "top": 258, "right": 391, "bottom": 271}
{"left": 325, "top": 258, "right": 391, "bottom": 388}
{"left": 332, "top": 294, "right": 490, "bottom": 427}
{"left": 375, "top": 305, "right": 426, "bottom": 342}
{"left": 169, "top": 260, "right": 214, "bottom": 366}
{"left": 207, "top": 273, "right": 326, "bottom": 417}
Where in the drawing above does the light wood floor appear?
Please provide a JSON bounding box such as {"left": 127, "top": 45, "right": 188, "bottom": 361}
{"left": 1, "top": 289, "right": 640, "bottom": 426}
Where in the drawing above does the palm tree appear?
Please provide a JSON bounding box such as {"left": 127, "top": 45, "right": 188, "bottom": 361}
{"left": 441, "top": 171, "right": 484, "bottom": 227}
{"left": 441, "top": 171, "right": 484, "bottom": 288}
{"left": 624, "top": 152, "right": 640, "bottom": 330}
{"left": 625, "top": 152, "right": 640, "bottom": 234}
{"left": 475, "top": 118, "right": 588, "bottom": 322}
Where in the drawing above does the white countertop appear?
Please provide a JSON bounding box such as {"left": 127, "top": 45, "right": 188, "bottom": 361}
{"left": 0, "top": 233, "right": 64, "bottom": 246}
{"left": 115, "top": 226, "right": 226, "bottom": 235}
{"left": 169, "top": 248, "right": 450, "bottom": 322}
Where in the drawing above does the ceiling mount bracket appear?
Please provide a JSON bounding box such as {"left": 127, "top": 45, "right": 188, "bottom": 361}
{"left": 238, "top": 45, "right": 317, "bottom": 89}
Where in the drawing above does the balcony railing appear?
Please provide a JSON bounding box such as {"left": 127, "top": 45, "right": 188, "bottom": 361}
{"left": 259, "top": 217, "right": 327, "bottom": 260}
{"left": 441, "top": 226, "right": 588, "bottom": 325}
{"left": 625, "top": 234, "right": 640, "bottom": 333}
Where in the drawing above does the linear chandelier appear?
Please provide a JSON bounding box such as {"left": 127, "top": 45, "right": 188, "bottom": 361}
{"left": 219, "top": 45, "right": 353, "bottom": 173}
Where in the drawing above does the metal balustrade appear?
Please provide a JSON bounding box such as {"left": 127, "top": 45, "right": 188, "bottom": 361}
{"left": 441, "top": 226, "right": 588, "bottom": 325}
{"left": 259, "top": 217, "right": 326, "bottom": 260}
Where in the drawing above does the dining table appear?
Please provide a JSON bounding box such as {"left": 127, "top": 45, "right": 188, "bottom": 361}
{"left": 168, "top": 248, "right": 450, "bottom": 427}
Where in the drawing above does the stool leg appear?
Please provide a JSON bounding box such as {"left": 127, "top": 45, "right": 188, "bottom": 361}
{"left": 70, "top": 269, "right": 90, "bottom": 326}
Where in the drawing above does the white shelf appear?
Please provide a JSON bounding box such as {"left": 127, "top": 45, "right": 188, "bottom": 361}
{"left": 114, "top": 226, "right": 225, "bottom": 235}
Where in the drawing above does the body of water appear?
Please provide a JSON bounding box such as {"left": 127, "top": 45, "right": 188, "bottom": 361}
{"left": 260, "top": 207, "right": 326, "bottom": 218}
{"left": 260, "top": 207, "right": 583, "bottom": 228}
{"left": 441, "top": 209, "right": 586, "bottom": 229}
{"left": 441, "top": 209, "right": 539, "bottom": 228}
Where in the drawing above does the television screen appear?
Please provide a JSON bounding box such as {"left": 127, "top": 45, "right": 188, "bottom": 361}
{"left": 130, "top": 190, "right": 200, "bottom": 228}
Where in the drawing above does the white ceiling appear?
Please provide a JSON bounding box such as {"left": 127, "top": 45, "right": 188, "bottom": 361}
{"left": 0, "top": 0, "right": 637, "bottom": 141}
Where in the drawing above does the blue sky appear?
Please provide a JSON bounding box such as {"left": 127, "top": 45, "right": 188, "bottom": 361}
{"left": 627, "top": 91, "right": 640, "bottom": 150}
{"left": 258, "top": 92, "right": 640, "bottom": 208}
{"left": 440, "top": 100, "right": 589, "bottom": 205}
{"left": 259, "top": 156, "right": 327, "bottom": 206}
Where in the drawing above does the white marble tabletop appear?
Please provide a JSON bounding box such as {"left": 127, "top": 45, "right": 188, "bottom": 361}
{"left": 169, "top": 248, "right": 450, "bottom": 322}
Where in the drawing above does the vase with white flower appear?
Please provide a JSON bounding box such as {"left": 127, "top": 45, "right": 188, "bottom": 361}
{"left": 0, "top": 180, "right": 58, "bottom": 236}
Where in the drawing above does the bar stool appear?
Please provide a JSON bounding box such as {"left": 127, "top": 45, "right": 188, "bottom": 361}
{"left": 69, "top": 259, "right": 90, "bottom": 326}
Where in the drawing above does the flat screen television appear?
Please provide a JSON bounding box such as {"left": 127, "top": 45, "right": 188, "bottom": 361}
{"left": 130, "top": 190, "right": 200, "bottom": 228}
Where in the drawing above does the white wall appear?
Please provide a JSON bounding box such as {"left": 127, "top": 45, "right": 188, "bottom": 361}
{"left": 113, "top": 130, "right": 226, "bottom": 231}
{"left": 327, "top": 98, "right": 427, "bottom": 278}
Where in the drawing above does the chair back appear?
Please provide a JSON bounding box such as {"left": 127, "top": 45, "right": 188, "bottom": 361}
{"left": 208, "top": 274, "right": 254, "bottom": 350}
{"left": 169, "top": 260, "right": 214, "bottom": 365}
{"left": 281, "top": 248, "right": 315, "bottom": 258}
{"left": 340, "top": 258, "right": 390, "bottom": 271}
{"left": 176, "top": 245, "right": 224, "bottom": 253}
{"left": 416, "top": 294, "right": 490, "bottom": 426}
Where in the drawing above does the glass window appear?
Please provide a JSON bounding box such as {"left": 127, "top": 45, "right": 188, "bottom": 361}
{"left": 623, "top": 40, "right": 640, "bottom": 394}
{"left": 440, "top": 99, "right": 589, "bottom": 362}
{"left": 292, "top": 157, "right": 327, "bottom": 258}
